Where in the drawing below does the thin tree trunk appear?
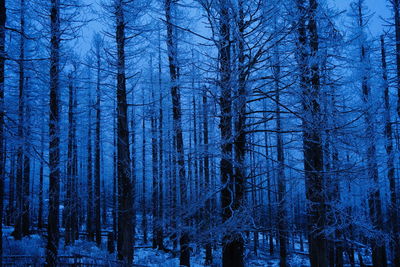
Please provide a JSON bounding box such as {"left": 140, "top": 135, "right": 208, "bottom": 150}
{"left": 130, "top": 88, "right": 137, "bottom": 248}
{"left": 38, "top": 123, "right": 44, "bottom": 229}
{"left": 297, "top": 0, "right": 329, "bottom": 266}
{"left": 0, "top": 1, "right": 5, "bottom": 265}
{"left": 151, "top": 59, "right": 159, "bottom": 249}
{"left": 157, "top": 32, "right": 164, "bottom": 250}
{"left": 94, "top": 43, "right": 102, "bottom": 247}
{"left": 87, "top": 77, "right": 94, "bottom": 241}
{"left": 46, "top": 0, "right": 61, "bottom": 265}
{"left": 165, "top": 0, "right": 189, "bottom": 265}
{"left": 381, "top": 35, "right": 400, "bottom": 267}
{"left": 203, "top": 90, "right": 212, "bottom": 265}
{"left": 356, "top": 4, "right": 387, "bottom": 266}
{"left": 274, "top": 43, "right": 287, "bottom": 267}
{"left": 65, "top": 73, "right": 75, "bottom": 246}
{"left": 14, "top": 0, "right": 27, "bottom": 239}
{"left": 142, "top": 86, "right": 148, "bottom": 245}
{"left": 115, "top": 1, "right": 134, "bottom": 262}
{"left": 112, "top": 98, "right": 117, "bottom": 244}
{"left": 7, "top": 154, "right": 15, "bottom": 226}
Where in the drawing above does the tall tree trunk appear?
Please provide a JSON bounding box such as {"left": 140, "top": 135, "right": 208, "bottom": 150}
{"left": 22, "top": 78, "right": 30, "bottom": 237}
{"left": 203, "top": 90, "right": 212, "bottom": 265}
{"left": 15, "top": 0, "right": 28, "bottom": 239}
{"left": 94, "top": 42, "right": 102, "bottom": 247}
{"left": 112, "top": 98, "right": 117, "bottom": 244}
{"left": 274, "top": 43, "right": 287, "bottom": 267}
{"left": 65, "top": 73, "right": 76, "bottom": 246}
{"left": 264, "top": 124, "right": 274, "bottom": 256}
{"left": 87, "top": 78, "right": 94, "bottom": 241}
{"left": 38, "top": 123, "right": 44, "bottom": 229}
{"left": 356, "top": 3, "right": 387, "bottom": 266}
{"left": 115, "top": 1, "right": 134, "bottom": 262}
{"left": 46, "top": 0, "right": 61, "bottom": 265}
{"left": 393, "top": 0, "right": 400, "bottom": 118}
{"left": 164, "top": 0, "right": 189, "bottom": 265}
{"left": 0, "top": 1, "right": 5, "bottom": 265}
{"left": 142, "top": 86, "right": 148, "bottom": 245}
{"left": 230, "top": 0, "right": 246, "bottom": 265}
{"left": 381, "top": 35, "right": 400, "bottom": 267}
{"left": 156, "top": 32, "right": 164, "bottom": 250}
{"left": 7, "top": 154, "right": 15, "bottom": 226}
{"left": 297, "top": 0, "right": 328, "bottom": 266}
{"left": 151, "top": 61, "right": 159, "bottom": 248}
{"left": 218, "top": 1, "right": 243, "bottom": 266}
{"left": 130, "top": 88, "right": 137, "bottom": 248}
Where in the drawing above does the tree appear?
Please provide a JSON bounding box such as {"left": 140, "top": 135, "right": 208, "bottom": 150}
{"left": 273, "top": 39, "right": 287, "bottom": 267}
{"left": 141, "top": 85, "right": 148, "bottom": 245}
{"left": 351, "top": 1, "right": 388, "bottom": 265}
{"left": 115, "top": 0, "right": 134, "bottom": 263}
{"left": 216, "top": 0, "right": 244, "bottom": 266}
{"left": 46, "top": 0, "right": 61, "bottom": 264}
{"left": 14, "top": 0, "right": 30, "bottom": 240}
{"left": 164, "top": 0, "right": 190, "bottom": 265}
{"left": 86, "top": 58, "right": 94, "bottom": 241}
{"left": 381, "top": 34, "right": 400, "bottom": 267}
{"left": 296, "top": 0, "right": 329, "bottom": 266}
{"left": 65, "top": 71, "right": 78, "bottom": 246}
{"left": 202, "top": 89, "right": 212, "bottom": 265}
{"left": 0, "top": 0, "right": 6, "bottom": 265}
{"left": 94, "top": 35, "right": 102, "bottom": 247}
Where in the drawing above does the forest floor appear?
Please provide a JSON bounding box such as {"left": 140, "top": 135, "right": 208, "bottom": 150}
{"left": 1, "top": 225, "right": 361, "bottom": 266}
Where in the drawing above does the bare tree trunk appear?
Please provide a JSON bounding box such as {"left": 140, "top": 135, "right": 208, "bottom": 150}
{"left": 355, "top": 3, "right": 387, "bottom": 266}
{"left": 0, "top": 1, "right": 5, "bottom": 265}
{"left": 38, "top": 123, "right": 44, "bottom": 229}
{"left": 142, "top": 86, "right": 148, "bottom": 245}
{"left": 273, "top": 43, "right": 287, "bottom": 267}
{"left": 381, "top": 35, "right": 400, "bottom": 267}
{"left": 151, "top": 60, "right": 159, "bottom": 248}
{"left": 66, "top": 73, "right": 77, "bottom": 246}
{"left": 7, "top": 154, "right": 15, "bottom": 226}
{"left": 14, "top": 0, "right": 28, "bottom": 240}
{"left": 94, "top": 42, "right": 102, "bottom": 247}
{"left": 130, "top": 89, "right": 137, "bottom": 247}
{"left": 87, "top": 78, "right": 94, "bottom": 241}
{"left": 112, "top": 98, "right": 117, "bottom": 244}
{"left": 263, "top": 125, "right": 274, "bottom": 255}
{"left": 156, "top": 33, "right": 164, "bottom": 250}
{"left": 203, "top": 90, "right": 212, "bottom": 265}
{"left": 46, "top": 0, "right": 61, "bottom": 265}
{"left": 22, "top": 79, "right": 30, "bottom": 236}
{"left": 297, "top": 0, "right": 328, "bottom": 266}
{"left": 164, "top": 0, "right": 189, "bottom": 265}
{"left": 115, "top": 1, "right": 134, "bottom": 262}
{"left": 218, "top": 1, "right": 243, "bottom": 266}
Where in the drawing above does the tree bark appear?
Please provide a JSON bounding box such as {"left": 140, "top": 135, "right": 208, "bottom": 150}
{"left": 142, "top": 86, "right": 148, "bottom": 245}
{"left": 203, "top": 90, "right": 212, "bottom": 265}
{"left": 94, "top": 41, "right": 102, "bottom": 247}
{"left": 0, "top": 1, "right": 6, "bottom": 265}
{"left": 218, "top": 1, "right": 244, "bottom": 266}
{"left": 356, "top": 3, "right": 387, "bottom": 266}
{"left": 165, "top": 0, "right": 190, "bottom": 265}
{"left": 273, "top": 43, "right": 287, "bottom": 267}
{"left": 381, "top": 35, "right": 400, "bottom": 267}
{"left": 46, "top": 0, "right": 61, "bottom": 265}
{"left": 115, "top": 1, "right": 134, "bottom": 263}
{"left": 297, "top": 0, "right": 329, "bottom": 266}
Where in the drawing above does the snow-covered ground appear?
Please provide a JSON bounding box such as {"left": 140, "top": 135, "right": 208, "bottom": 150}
{"left": 0, "top": 226, "right": 324, "bottom": 266}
